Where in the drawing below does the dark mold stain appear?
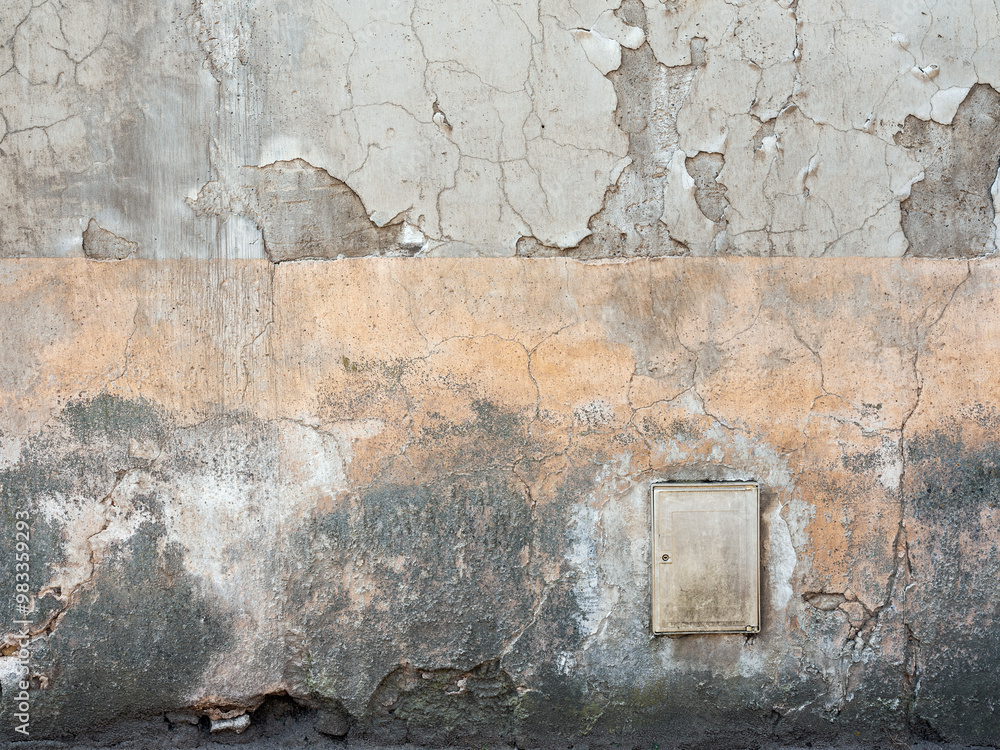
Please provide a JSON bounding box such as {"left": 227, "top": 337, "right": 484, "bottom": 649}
{"left": 7, "top": 386, "right": 1000, "bottom": 747}
{"left": 284, "top": 468, "right": 540, "bottom": 718}
{"left": 0, "top": 396, "right": 233, "bottom": 742}
{"left": 20, "top": 524, "right": 232, "bottom": 740}
{"left": 902, "top": 419, "right": 1000, "bottom": 743}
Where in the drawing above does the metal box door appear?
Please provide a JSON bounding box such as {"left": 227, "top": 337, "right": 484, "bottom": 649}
{"left": 651, "top": 482, "right": 760, "bottom": 635}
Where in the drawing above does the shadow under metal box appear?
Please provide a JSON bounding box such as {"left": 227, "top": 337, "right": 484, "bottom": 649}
{"left": 651, "top": 482, "right": 760, "bottom": 635}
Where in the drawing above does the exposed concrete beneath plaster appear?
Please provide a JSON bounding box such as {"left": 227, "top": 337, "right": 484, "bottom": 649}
{"left": 517, "top": 1, "right": 696, "bottom": 259}
{"left": 685, "top": 152, "right": 726, "bottom": 224}
{"left": 186, "top": 159, "right": 419, "bottom": 261}
{"left": 81, "top": 219, "right": 139, "bottom": 260}
{"left": 896, "top": 84, "right": 1000, "bottom": 257}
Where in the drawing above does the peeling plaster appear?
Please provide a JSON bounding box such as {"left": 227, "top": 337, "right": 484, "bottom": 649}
{"left": 896, "top": 84, "right": 1000, "bottom": 257}
{"left": 3, "top": 0, "right": 998, "bottom": 258}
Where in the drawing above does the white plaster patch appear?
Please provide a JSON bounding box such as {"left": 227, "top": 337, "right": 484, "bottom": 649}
{"left": 566, "top": 500, "right": 608, "bottom": 655}
{"left": 591, "top": 10, "right": 646, "bottom": 50}
{"left": 35, "top": 475, "right": 156, "bottom": 600}
{"left": 930, "top": 86, "right": 972, "bottom": 124}
{"left": 162, "top": 422, "right": 351, "bottom": 603}
{"left": 0, "top": 657, "right": 26, "bottom": 695}
{"left": 562, "top": 453, "right": 640, "bottom": 669}
{"left": 992, "top": 164, "right": 1000, "bottom": 255}
{"left": 399, "top": 223, "right": 427, "bottom": 253}
{"left": 0, "top": 435, "right": 22, "bottom": 471}
{"left": 879, "top": 450, "right": 903, "bottom": 491}
{"left": 737, "top": 642, "right": 767, "bottom": 677}
{"left": 574, "top": 29, "right": 622, "bottom": 76}
{"left": 767, "top": 499, "right": 796, "bottom": 614}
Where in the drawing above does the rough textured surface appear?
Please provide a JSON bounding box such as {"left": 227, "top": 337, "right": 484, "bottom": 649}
{"left": 81, "top": 219, "right": 139, "bottom": 260}
{"left": 186, "top": 159, "right": 414, "bottom": 261}
{"left": 2, "top": 0, "right": 998, "bottom": 258}
{"left": 896, "top": 84, "right": 1000, "bottom": 257}
{"left": 3, "top": 0, "right": 1000, "bottom": 746}
{"left": 1, "top": 258, "right": 998, "bottom": 746}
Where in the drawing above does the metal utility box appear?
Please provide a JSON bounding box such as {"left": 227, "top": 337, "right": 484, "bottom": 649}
{"left": 651, "top": 482, "right": 760, "bottom": 635}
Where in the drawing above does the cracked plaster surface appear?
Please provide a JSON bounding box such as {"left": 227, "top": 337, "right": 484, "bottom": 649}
{"left": 1, "top": 258, "right": 997, "bottom": 743}
{"left": 649, "top": 0, "right": 1000, "bottom": 257}
{"left": 2, "top": 0, "right": 998, "bottom": 258}
{"left": 0, "top": 0, "right": 638, "bottom": 258}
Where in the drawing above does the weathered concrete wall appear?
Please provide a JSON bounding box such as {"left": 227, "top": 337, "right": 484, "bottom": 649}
{"left": 2, "top": 0, "right": 1000, "bottom": 746}
{"left": 3, "top": 0, "right": 999, "bottom": 260}
{"left": 0, "top": 259, "right": 998, "bottom": 746}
